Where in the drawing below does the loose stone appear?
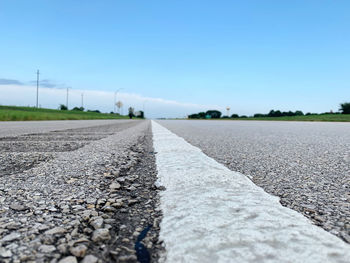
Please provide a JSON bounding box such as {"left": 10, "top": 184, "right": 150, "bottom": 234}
{"left": 81, "top": 254, "right": 98, "bottom": 263}
{"left": 58, "top": 256, "right": 78, "bottom": 263}
{"left": 109, "top": 182, "right": 121, "bottom": 190}
{"left": 0, "top": 247, "right": 12, "bottom": 258}
{"left": 38, "top": 244, "right": 56, "bottom": 253}
{"left": 45, "top": 227, "right": 66, "bottom": 235}
{"left": 91, "top": 228, "right": 111, "bottom": 242}
{"left": 69, "top": 244, "right": 87, "bottom": 258}
{"left": 1, "top": 232, "right": 21, "bottom": 242}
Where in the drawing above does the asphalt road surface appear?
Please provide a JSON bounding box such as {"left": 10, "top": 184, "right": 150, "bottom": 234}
{"left": 2, "top": 118, "right": 350, "bottom": 263}
{"left": 0, "top": 120, "right": 162, "bottom": 263}
{"left": 0, "top": 119, "right": 134, "bottom": 137}
{"left": 158, "top": 120, "right": 350, "bottom": 244}
{"left": 152, "top": 120, "right": 350, "bottom": 262}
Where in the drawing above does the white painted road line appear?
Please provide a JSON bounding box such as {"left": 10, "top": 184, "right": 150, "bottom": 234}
{"left": 152, "top": 121, "right": 350, "bottom": 263}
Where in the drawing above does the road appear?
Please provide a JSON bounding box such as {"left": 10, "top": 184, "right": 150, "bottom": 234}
{"left": 157, "top": 120, "right": 350, "bottom": 244}
{"left": 0, "top": 120, "right": 162, "bottom": 263}
{"left": 152, "top": 120, "right": 350, "bottom": 262}
{"left": 0, "top": 119, "right": 134, "bottom": 137}
{"left": 2, "top": 118, "right": 350, "bottom": 262}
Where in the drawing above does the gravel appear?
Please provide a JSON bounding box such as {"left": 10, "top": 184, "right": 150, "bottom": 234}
{"left": 0, "top": 120, "right": 162, "bottom": 262}
{"left": 158, "top": 120, "right": 350, "bottom": 244}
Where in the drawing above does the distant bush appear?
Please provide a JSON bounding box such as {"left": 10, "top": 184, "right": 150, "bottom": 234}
{"left": 59, "top": 104, "right": 68, "bottom": 110}
{"left": 72, "top": 107, "right": 84, "bottom": 111}
{"left": 340, "top": 103, "right": 350, "bottom": 114}
{"left": 198, "top": 112, "right": 206, "bottom": 118}
{"left": 231, "top": 114, "right": 239, "bottom": 118}
{"left": 188, "top": 114, "right": 200, "bottom": 119}
{"left": 222, "top": 116, "right": 229, "bottom": 118}
{"left": 206, "top": 110, "right": 222, "bottom": 119}
{"left": 87, "top": 110, "right": 101, "bottom": 113}
{"left": 136, "top": 110, "right": 144, "bottom": 118}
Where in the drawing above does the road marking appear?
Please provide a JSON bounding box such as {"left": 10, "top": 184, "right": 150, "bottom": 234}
{"left": 152, "top": 121, "right": 350, "bottom": 263}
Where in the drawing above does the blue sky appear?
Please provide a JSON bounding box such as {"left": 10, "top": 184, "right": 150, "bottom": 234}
{"left": 0, "top": 0, "right": 349, "bottom": 117}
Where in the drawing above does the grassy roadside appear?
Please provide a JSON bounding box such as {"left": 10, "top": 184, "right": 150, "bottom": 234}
{"left": 0, "top": 106, "right": 129, "bottom": 121}
{"left": 199, "top": 114, "right": 350, "bottom": 122}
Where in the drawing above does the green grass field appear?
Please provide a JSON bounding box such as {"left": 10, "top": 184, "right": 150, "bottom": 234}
{"left": 0, "top": 106, "right": 129, "bottom": 121}
{"left": 217, "top": 114, "right": 350, "bottom": 122}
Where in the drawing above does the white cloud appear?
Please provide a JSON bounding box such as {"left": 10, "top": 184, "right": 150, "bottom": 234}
{"left": 0, "top": 85, "right": 221, "bottom": 118}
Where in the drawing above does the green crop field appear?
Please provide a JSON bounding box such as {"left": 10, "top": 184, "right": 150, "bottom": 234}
{"left": 0, "top": 105, "right": 129, "bottom": 121}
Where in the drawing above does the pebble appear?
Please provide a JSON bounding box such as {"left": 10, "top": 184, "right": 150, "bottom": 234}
{"left": 1, "top": 232, "right": 21, "bottom": 242}
{"left": 109, "top": 182, "right": 121, "bottom": 190}
{"left": 9, "top": 203, "right": 27, "bottom": 211}
{"left": 69, "top": 244, "right": 87, "bottom": 258}
{"left": 0, "top": 247, "right": 12, "bottom": 258}
{"left": 58, "top": 256, "right": 78, "bottom": 263}
{"left": 38, "top": 244, "right": 56, "bottom": 253}
{"left": 91, "top": 229, "right": 111, "bottom": 242}
{"left": 45, "top": 227, "right": 66, "bottom": 235}
{"left": 90, "top": 218, "right": 104, "bottom": 230}
{"left": 81, "top": 255, "right": 99, "bottom": 263}
{"left": 118, "top": 255, "right": 137, "bottom": 262}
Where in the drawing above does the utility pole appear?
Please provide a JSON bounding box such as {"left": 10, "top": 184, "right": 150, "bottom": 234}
{"left": 81, "top": 93, "right": 84, "bottom": 109}
{"left": 36, "top": 70, "right": 40, "bottom": 108}
{"left": 66, "top": 87, "right": 69, "bottom": 109}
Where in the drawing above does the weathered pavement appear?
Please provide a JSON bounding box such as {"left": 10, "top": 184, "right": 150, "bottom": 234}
{"left": 2, "top": 118, "right": 350, "bottom": 263}
{"left": 157, "top": 120, "right": 350, "bottom": 245}
{"left": 152, "top": 121, "right": 350, "bottom": 263}
{"left": 0, "top": 120, "right": 162, "bottom": 263}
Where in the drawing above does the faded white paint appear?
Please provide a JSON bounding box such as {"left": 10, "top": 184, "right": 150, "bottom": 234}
{"left": 152, "top": 121, "right": 350, "bottom": 263}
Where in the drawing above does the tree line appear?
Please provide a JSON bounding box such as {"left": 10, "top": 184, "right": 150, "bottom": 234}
{"left": 188, "top": 102, "right": 350, "bottom": 119}
{"left": 59, "top": 104, "right": 145, "bottom": 118}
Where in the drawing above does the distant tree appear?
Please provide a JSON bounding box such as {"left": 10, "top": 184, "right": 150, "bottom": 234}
{"left": 87, "top": 110, "right": 101, "bottom": 113}
{"left": 206, "top": 110, "right": 222, "bottom": 119}
{"left": 267, "top": 110, "right": 275, "bottom": 117}
{"left": 340, "top": 102, "right": 350, "bottom": 114}
{"left": 295, "top": 110, "right": 304, "bottom": 116}
{"left": 282, "top": 111, "right": 294, "bottom": 116}
{"left": 198, "top": 112, "right": 206, "bottom": 119}
{"left": 231, "top": 114, "right": 239, "bottom": 118}
{"left": 136, "top": 110, "right": 144, "bottom": 118}
{"left": 72, "top": 107, "right": 84, "bottom": 111}
{"left": 268, "top": 110, "right": 282, "bottom": 117}
{"left": 222, "top": 115, "right": 229, "bottom": 118}
{"left": 188, "top": 114, "right": 200, "bottom": 119}
{"left": 254, "top": 113, "right": 265, "bottom": 117}
{"left": 128, "top": 107, "right": 135, "bottom": 119}
{"left": 59, "top": 104, "right": 68, "bottom": 110}
{"left": 240, "top": 115, "right": 248, "bottom": 118}
{"left": 275, "top": 110, "right": 282, "bottom": 117}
